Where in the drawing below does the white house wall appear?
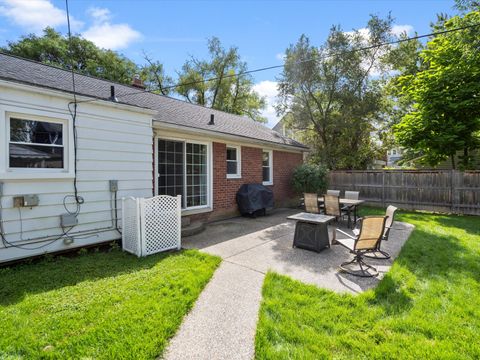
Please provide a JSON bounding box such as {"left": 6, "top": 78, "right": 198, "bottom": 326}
{"left": 0, "top": 84, "right": 153, "bottom": 262}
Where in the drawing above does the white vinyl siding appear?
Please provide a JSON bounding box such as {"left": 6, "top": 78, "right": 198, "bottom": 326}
{"left": 0, "top": 84, "right": 153, "bottom": 262}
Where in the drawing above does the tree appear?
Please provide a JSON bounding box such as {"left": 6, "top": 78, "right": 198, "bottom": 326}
{"left": 176, "top": 37, "right": 266, "bottom": 122}
{"left": 2, "top": 27, "right": 140, "bottom": 85}
{"left": 393, "top": 11, "right": 480, "bottom": 169}
{"left": 277, "top": 15, "right": 394, "bottom": 169}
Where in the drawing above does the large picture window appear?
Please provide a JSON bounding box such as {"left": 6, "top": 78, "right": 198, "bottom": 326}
{"left": 157, "top": 139, "right": 209, "bottom": 209}
{"left": 9, "top": 117, "right": 64, "bottom": 169}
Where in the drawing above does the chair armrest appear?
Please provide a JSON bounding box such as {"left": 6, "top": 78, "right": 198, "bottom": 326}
{"left": 334, "top": 228, "right": 356, "bottom": 239}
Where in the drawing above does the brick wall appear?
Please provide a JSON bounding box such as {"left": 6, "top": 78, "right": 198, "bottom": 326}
{"left": 189, "top": 142, "right": 303, "bottom": 222}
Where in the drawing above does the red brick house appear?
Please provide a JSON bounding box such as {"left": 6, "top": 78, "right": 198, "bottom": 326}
{"left": 0, "top": 54, "right": 306, "bottom": 261}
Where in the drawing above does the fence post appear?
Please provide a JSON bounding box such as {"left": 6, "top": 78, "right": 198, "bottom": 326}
{"left": 382, "top": 170, "right": 385, "bottom": 208}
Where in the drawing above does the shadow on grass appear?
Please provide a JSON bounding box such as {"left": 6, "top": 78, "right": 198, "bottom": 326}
{"left": 0, "top": 248, "right": 181, "bottom": 306}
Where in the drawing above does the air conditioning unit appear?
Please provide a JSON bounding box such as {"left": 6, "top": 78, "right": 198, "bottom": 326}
{"left": 121, "top": 195, "right": 181, "bottom": 257}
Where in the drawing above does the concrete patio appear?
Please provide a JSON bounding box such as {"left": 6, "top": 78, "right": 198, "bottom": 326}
{"left": 164, "top": 208, "right": 414, "bottom": 360}
{"left": 183, "top": 207, "right": 413, "bottom": 293}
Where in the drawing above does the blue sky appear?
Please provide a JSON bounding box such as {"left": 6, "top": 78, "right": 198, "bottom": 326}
{"left": 0, "top": 0, "right": 458, "bottom": 127}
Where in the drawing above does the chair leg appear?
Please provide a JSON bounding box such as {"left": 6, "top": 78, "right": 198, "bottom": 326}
{"left": 364, "top": 243, "right": 391, "bottom": 259}
{"left": 340, "top": 253, "right": 378, "bottom": 277}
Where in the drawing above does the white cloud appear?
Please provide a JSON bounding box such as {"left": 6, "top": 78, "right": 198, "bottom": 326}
{"left": 87, "top": 7, "right": 111, "bottom": 24}
{"left": 253, "top": 80, "right": 280, "bottom": 128}
{"left": 82, "top": 6, "right": 141, "bottom": 50}
{"left": 391, "top": 24, "right": 414, "bottom": 37}
{"left": 276, "top": 52, "right": 285, "bottom": 61}
{"left": 0, "top": 0, "right": 82, "bottom": 33}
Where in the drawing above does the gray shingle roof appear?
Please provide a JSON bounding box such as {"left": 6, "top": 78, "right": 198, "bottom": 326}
{"left": 0, "top": 53, "right": 307, "bottom": 150}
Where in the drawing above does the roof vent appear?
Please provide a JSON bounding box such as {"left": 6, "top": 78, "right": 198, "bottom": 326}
{"left": 208, "top": 113, "right": 215, "bottom": 125}
{"left": 109, "top": 85, "right": 118, "bottom": 102}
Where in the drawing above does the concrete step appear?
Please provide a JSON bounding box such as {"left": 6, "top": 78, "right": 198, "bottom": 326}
{"left": 181, "top": 221, "right": 205, "bottom": 237}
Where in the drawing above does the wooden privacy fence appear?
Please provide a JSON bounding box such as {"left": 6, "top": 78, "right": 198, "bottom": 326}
{"left": 328, "top": 170, "right": 480, "bottom": 215}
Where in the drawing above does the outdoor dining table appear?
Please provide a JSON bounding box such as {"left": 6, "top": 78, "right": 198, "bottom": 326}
{"left": 318, "top": 197, "right": 365, "bottom": 228}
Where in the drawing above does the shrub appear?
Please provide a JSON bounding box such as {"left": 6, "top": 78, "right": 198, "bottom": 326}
{"left": 291, "top": 164, "right": 328, "bottom": 194}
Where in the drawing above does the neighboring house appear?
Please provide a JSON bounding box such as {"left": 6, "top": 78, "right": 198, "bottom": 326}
{"left": 0, "top": 53, "right": 307, "bottom": 262}
{"left": 387, "top": 147, "right": 403, "bottom": 167}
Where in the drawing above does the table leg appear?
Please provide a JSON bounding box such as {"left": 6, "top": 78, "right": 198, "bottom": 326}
{"left": 354, "top": 205, "right": 358, "bottom": 224}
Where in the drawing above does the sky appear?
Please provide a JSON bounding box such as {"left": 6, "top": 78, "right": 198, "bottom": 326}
{"left": 0, "top": 0, "right": 458, "bottom": 128}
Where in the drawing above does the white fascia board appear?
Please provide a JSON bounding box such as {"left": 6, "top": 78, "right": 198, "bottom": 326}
{"left": 153, "top": 120, "right": 308, "bottom": 153}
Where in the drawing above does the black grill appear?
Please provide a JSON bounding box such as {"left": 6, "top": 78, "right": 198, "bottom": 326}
{"left": 236, "top": 184, "right": 274, "bottom": 216}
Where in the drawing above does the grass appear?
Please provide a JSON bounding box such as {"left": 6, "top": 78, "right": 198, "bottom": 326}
{"left": 255, "top": 207, "right": 480, "bottom": 359}
{"left": 0, "top": 247, "right": 220, "bottom": 359}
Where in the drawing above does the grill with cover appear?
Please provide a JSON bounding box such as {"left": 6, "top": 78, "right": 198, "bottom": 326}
{"left": 236, "top": 184, "right": 274, "bottom": 216}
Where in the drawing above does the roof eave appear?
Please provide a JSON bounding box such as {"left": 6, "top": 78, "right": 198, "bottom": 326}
{"left": 153, "top": 120, "right": 309, "bottom": 152}
{"left": 0, "top": 78, "right": 158, "bottom": 115}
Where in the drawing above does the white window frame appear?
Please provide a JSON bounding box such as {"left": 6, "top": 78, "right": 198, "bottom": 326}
{"left": 2, "top": 111, "right": 73, "bottom": 179}
{"left": 262, "top": 149, "right": 273, "bottom": 186}
{"left": 226, "top": 145, "right": 241, "bottom": 179}
{"left": 154, "top": 136, "right": 212, "bottom": 213}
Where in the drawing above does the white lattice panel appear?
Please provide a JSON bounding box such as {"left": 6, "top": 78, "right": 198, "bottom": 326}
{"left": 122, "top": 195, "right": 181, "bottom": 257}
{"left": 122, "top": 197, "right": 141, "bottom": 256}
{"left": 141, "top": 195, "right": 181, "bottom": 255}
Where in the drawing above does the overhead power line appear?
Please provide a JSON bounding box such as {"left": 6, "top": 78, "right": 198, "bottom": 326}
{"left": 73, "top": 21, "right": 480, "bottom": 105}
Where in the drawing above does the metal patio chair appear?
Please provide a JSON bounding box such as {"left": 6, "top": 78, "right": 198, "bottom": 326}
{"left": 332, "top": 215, "right": 388, "bottom": 277}
{"left": 327, "top": 189, "right": 341, "bottom": 197}
{"left": 324, "top": 194, "right": 351, "bottom": 225}
{"left": 304, "top": 193, "right": 320, "bottom": 214}
{"left": 363, "top": 205, "right": 398, "bottom": 259}
{"left": 344, "top": 191, "right": 360, "bottom": 200}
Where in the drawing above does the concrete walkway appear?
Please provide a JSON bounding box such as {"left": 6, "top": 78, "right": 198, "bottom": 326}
{"left": 164, "top": 208, "right": 414, "bottom": 359}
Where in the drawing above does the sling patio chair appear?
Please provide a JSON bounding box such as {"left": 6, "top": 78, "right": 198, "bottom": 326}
{"left": 304, "top": 193, "right": 321, "bottom": 214}
{"left": 332, "top": 215, "right": 388, "bottom": 277}
{"left": 324, "top": 194, "right": 352, "bottom": 227}
{"left": 327, "top": 189, "right": 341, "bottom": 197}
{"left": 344, "top": 191, "right": 360, "bottom": 200}
{"left": 363, "top": 205, "right": 398, "bottom": 259}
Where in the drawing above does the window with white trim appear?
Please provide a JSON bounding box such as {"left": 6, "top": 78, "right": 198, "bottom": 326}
{"left": 262, "top": 150, "right": 273, "bottom": 185}
{"left": 226, "top": 145, "right": 241, "bottom": 178}
{"left": 8, "top": 117, "right": 65, "bottom": 169}
{"left": 157, "top": 138, "right": 209, "bottom": 209}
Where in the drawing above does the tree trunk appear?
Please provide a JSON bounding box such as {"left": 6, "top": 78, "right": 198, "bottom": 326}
{"left": 450, "top": 154, "right": 456, "bottom": 170}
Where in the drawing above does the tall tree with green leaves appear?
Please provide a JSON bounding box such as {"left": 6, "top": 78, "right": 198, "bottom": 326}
{"left": 393, "top": 11, "right": 480, "bottom": 169}
{"left": 277, "top": 15, "right": 394, "bottom": 169}
{"left": 2, "top": 27, "right": 174, "bottom": 94}
{"left": 176, "top": 37, "right": 266, "bottom": 122}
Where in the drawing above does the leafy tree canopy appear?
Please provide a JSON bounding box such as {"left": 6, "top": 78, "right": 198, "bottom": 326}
{"left": 176, "top": 37, "right": 266, "bottom": 122}
{"left": 393, "top": 11, "right": 480, "bottom": 169}
{"left": 277, "top": 15, "right": 394, "bottom": 170}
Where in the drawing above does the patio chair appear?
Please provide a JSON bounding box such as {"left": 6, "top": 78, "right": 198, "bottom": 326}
{"left": 324, "top": 194, "right": 350, "bottom": 224}
{"left": 327, "top": 189, "right": 341, "bottom": 197}
{"left": 363, "top": 205, "right": 398, "bottom": 259}
{"left": 332, "top": 215, "right": 388, "bottom": 277}
{"left": 304, "top": 193, "right": 320, "bottom": 214}
{"left": 344, "top": 191, "right": 359, "bottom": 200}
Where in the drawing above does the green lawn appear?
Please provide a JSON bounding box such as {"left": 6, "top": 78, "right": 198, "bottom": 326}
{"left": 255, "top": 208, "right": 480, "bottom": 359}
{"left": 0, "top": 248, "right": 220, "bottom": 359}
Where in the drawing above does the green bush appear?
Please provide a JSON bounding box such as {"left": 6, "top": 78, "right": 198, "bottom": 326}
{"left": 291, "top": 164, "right": 328, "bottom": 194}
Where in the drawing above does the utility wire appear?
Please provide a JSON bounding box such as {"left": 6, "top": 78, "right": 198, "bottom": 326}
{"left": 109, "top": 21, "right": 480, "bottom": 100}
{"left": 65, "top": 0, "right": 83, "bottom": 206}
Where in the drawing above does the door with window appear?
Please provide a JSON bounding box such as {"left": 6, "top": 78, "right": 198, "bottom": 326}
{"left": 157, "top": 138, "right": 209, "bottom": 209}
